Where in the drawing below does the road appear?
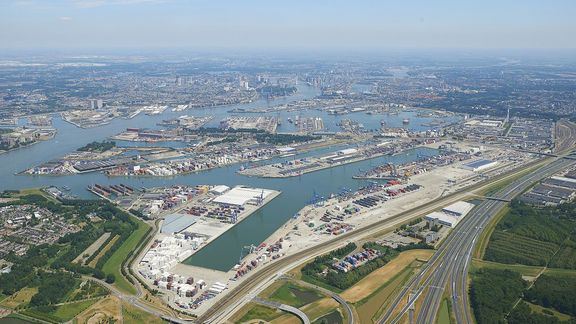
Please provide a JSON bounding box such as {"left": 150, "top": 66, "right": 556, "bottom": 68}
{"left": 294, "top": 278, "right": 354, "bottom": 324}
{"left": 252, "top": 297, "right": 311, "bottom": 324}
{"left": 194, "top": 156, "right": 553, "bottom": 323}
{"left": 376, "top": 156, "right": 575, "bottom": 324}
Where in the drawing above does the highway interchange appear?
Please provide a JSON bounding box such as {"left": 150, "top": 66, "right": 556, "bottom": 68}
{"left": 378, "top": 155, "right": 576, "bottom": 324}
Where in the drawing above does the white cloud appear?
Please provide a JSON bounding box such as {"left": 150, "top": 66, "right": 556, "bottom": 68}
{"left": 59, "top": 16, "right": 73, "bottom": 21}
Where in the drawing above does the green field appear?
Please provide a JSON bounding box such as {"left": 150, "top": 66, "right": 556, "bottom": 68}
{"left": 101, "top": 218, "right": 150, "bottom": 295}
{"left": 237, "top": 303, "right": 281, "bottom": 323}
{"left": 355, "top": 264, "right": 416, "bottom": 323}
{"left": 312, "top": 310, "right": 343, "bottom": 324}
{"left": 268, "top": 282, "right": 322, "bottom": 307}
{"left": 437, "top": 299, "right": 451, "bottom": 324}
{"left": 50, "top": 298, "right": 101, "bottom": 321}
{"left": 526, "top": 302, "right": 572, "bottom": 322}
{"left": 471, "top": 259, "right": 544, "bottom": 277}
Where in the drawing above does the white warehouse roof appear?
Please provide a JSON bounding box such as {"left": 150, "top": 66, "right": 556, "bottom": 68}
{"left": 210, "top": 185, "right": 230, "bottom": 195}
{"left": 212, "top": 186, "right": 274, "bottom": 206}
{"left": 442, "top": 201, "right": 475, "bottom": 217}
{"left": 338, "top": 148, "right": 358, "bottom": 155}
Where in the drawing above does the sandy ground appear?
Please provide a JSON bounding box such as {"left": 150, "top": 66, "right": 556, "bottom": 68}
{"left": 341, "top": 249, "right": 434, "bottom": 303}
{"left": 75, "top": 296, "right": 123, "bottom": 324}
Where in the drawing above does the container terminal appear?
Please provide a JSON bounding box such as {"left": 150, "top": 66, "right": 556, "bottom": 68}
{"left": 129, "top": 140, "right": 538, "bottom": 315}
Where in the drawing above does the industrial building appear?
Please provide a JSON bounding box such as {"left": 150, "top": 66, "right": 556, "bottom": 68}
{"left": 442, "top": 201, "right": 475, "bottom": 217}
{"left": 161, "top": 214, "right": 199, "bottom": 234}
{"left": 212, "top": 186, "right": 274, "bottom": 207}
{"left": 425, "top": 201, "right": 476, "bottom": 228}
{"left": 519, "top": 174, "right": 576, "bottom": 206}
{"left": 462, "top": 159, "right": 498, "bottom": 172}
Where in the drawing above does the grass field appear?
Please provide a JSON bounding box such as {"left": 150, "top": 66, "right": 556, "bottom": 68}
{"left": 268, "top": 282, "right": 322, "bottom": 308}
{"left": 341, "top": 249, "right": 433, "bottom": 303}
{"left": 122, "top": 300, "right": 165, "bottom": 324}
{"left": 526, "top": 301, "right": 572, "bottom": 322}
{"left": 50, "top": 298, "right": 101, "bottom": 321}
{"left": 234, "top": 303, "right": 282, "bottom": 323}
{"left": 312, "top": 310, "right": 344, "bottom": 324}
{"left": 437, "top": 299, "right": 451, "bottom": 324}
{"left": 354, "top": 261, "right": 420, "bottom": 323}
{"left": 471, "top": 259, "right": 544, "bottom": 277}
{"left": 0, "top": 287, "right": 38, "bottom": 309}
{"left": 543, "top": 267, "right": 576, "bottom": 278}
{"left": 101, "top": 218, "right": 149, "bottom": 295}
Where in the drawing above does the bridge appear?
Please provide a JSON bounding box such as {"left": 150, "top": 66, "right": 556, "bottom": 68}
{"left": 253, "top": 297, "right": 311, "bottom": 324}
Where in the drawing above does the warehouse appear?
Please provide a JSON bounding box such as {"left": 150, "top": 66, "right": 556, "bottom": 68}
{"left": 442, "top": 201, "right": 475, "bottom": 217}
{"left": 424, "top": 211, "right": 459, "bottom": 228}
{"left": 209, "top": 185, "right": 230, "bottom": 195}
{"left": 462, "top": 159, "right": 498, "bottom": 172}
{"left": 212, "top": 186, "right": 274, "bottom": 207}
{"left": 161, "top": 214, "right": 199, "bottom": 234}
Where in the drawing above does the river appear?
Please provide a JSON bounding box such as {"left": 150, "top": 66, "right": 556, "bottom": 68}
{"left": 0, "top": 84, "right": 459, "bottom": 271}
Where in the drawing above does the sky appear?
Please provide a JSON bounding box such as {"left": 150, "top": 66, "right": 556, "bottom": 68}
{"left": 1, "top": 0, "right": 575, "bottom": 51}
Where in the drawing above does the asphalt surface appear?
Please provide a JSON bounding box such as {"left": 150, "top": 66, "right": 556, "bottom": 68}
{"left": 377, "top": 157, "right": 575, "bottom": 324}
{"left": 253, "top": 297, "right": 311, "bottom": 324}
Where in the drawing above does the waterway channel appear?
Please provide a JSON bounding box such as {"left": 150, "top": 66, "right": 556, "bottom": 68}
{"left": 0, "top": 84, "right": 458, "bottom": 271}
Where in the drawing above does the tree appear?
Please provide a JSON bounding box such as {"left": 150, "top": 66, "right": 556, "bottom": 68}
{"left": 105, "top": 274, "right": 116, "bottom": 284}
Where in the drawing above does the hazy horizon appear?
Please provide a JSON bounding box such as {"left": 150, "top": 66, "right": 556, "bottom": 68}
{"left": 2, "top": 0, "right": 575, "bottom": 51}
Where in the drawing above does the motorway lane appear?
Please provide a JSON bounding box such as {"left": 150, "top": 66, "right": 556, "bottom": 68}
{"left": 419, "top": 158, "right": 575, "bottom": 324}
{"left": 451, "top": 158, "right": 575, "bottom": 324}
{"left": 378, "top": 157, "right": 575, "bottom": 324}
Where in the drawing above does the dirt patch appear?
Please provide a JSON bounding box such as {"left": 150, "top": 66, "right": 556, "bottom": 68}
{"left": 75, "top": 295, "right": 122, "bottom": 324}
{"left": 0, "top": 287, "right": 38, "bottom": 309}
{"left": 341, "top": 249, "right": 433, "bottom": 303}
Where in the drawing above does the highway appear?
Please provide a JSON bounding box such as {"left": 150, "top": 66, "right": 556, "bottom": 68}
{"left": 377, "top": 156, "right": 575, "bottom": 324}
{"left": 252, "top": 297, "right": 311, "bottom": 324}
{"left": 194, "top": 156, "right": 554, "bottom": 323}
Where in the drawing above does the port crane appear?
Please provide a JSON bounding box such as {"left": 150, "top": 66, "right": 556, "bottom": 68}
{"left": 308, "top": 189, "right": 325, "bottom": 207}
{"left": 239, "top": 244, "right": 258, "bottom": 262}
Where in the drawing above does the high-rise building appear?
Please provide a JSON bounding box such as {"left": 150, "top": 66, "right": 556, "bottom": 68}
{"left": 89, "top": 99, "right": 103, "bottom": 109}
